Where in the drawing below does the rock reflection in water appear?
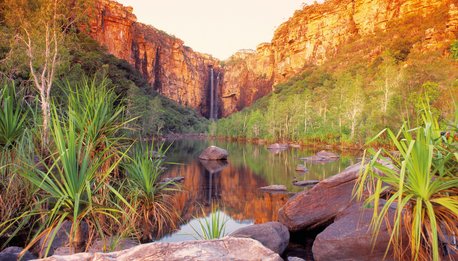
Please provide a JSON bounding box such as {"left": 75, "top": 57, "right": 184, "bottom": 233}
{"left": 155, "top": 139, "right": 357, "bottom": 242}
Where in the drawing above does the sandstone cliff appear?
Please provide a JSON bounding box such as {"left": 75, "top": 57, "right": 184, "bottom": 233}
{"left": 220, "top": 0, "right": 458, "bottom": 115}
{"left": 88, "top": 0, "right": 458, "bottom": 117}
{"left": 88, "top": 0, "right": 222, "bottom": 118}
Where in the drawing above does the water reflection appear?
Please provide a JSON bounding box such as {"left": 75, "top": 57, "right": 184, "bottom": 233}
{"left": 157, "top": 139, "right": 358, "bottom": 242}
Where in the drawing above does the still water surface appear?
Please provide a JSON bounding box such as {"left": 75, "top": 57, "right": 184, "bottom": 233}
{"left": 157, "top": 139, "right": 358, "bottom": 242}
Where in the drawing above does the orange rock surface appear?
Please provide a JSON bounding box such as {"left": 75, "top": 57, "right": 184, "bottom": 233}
{"left": 88, "top": 0, "right": 458, "bottom": 117}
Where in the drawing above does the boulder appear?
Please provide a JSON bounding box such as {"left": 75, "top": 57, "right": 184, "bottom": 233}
{"left": 279, "top": 163, "right": 362, "bottom": 231}
{"left": 199, "top": 159, "right": 228, "bottom": 174}
{"left": 36, "top": 221, "right": 89, "bottom": 257}
{"left": 295, "top": 164, "right": 308, "bottom": 172}
{"left": 198, "top": 146, "right": 228, "bottom": 160}
{"left": 292, "top": 180, "right": 319, "bottom": 187}
{"left": 316, "top": 150, "right": 339, "bottom": 159}
{"left": 312, "top": 202, "right": 397, "bottom": 261}
{"left": 0, "top": 246, "right": 36, "bottom": 261}
{"left": 39, "top": 237, "right": 283, "bottom": 261}
{"left": 259, "top": 185, "right": 287, "bottom": 192}
{"left": 230, "top": 222, "right": 289, "bottom": 254}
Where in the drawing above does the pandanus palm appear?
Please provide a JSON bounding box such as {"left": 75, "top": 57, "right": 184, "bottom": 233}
{"left": 0, "top": 83, "right": 27, "bottom": 149}
{"left": 356, "top": 104, "right": 458, "bottom": 261}
{"left": 122, "top": 143, "right": 179, "bottom": 240}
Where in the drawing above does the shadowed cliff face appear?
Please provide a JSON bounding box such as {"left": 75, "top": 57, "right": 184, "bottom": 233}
{"left": 88, "top": 0, "right": 222, "bottom": 118}
{"left": 88, "top": 0, "right": 458, "bottom": 117}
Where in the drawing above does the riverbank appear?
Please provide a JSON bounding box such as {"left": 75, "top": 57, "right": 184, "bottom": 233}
{"left": 161, "top": 132, "right": 397, "bottom": 152}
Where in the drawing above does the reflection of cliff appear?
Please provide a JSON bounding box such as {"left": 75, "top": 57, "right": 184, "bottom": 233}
{"left": 166, "top": 161, "right": 289, "bottom": 227}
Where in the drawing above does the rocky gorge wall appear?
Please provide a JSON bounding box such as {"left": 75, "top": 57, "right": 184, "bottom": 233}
{"left": 88, "top": 0, "right": 222, "bottom": 118}
{"left": 88, "top": 0, "right": 458, "bottom": 117}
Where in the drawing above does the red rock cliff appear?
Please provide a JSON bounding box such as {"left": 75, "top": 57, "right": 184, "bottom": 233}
{"left": 220, "top": 0, "right": 458, "bottom": 115}
{"left": 88, "top": 0, "right": 458, "bottom": 117}
{"left": 88, "top": 0, "right": 222, "bottom": 118}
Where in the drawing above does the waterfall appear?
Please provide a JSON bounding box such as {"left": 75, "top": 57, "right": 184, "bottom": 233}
{"left": 210, "top": 67, "right": 214, "bottom": 120}
{"left": 215, "top": 71, "right": 220, "bottom": 119}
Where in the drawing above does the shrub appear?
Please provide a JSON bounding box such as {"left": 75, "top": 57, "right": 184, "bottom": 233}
{"left": 356, "top": 103, "right": 458, "bottom": 261}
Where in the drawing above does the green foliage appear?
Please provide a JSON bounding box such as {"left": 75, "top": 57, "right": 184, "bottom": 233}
{"left": 356, "top": 104, "right": 458, "bottom": 261}
{"left": 0, "top": 82, "right": 27, "bottom": 148}
{"left": 1, "top": 103, "right": 131, "bottom": 256}
{"left": 191, "top": 205, "right": 228, "bottom": 240}
{"left": 63, "top": 77, "right": 131, "bottom": 152}
{"left": 126, "top": 85, "right": 208, "bottom": 136}
{"left": 216, "top": 48, "right": 456, "bottom": 144}
{"left": 67, "top": 36, "right": 208, "bottom": 135}
{"left": 122, "top": 142, "right": 178, "bottom": 240}
{"left": 450, "top": 40, "right": 458, "bottom": 60}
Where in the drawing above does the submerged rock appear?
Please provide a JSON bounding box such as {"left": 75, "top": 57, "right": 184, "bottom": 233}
{"left": 316, "top": 150, "right": 339, "bottom": 159}
{"left": 312, "top": 202, "right": 397, "bottom": 261}
{"left": 230, "top": 222, "right": 290, "bottom": 255}
{"left": 295, "top": 164, "right": 308, "bottom": 172}
{"left": 259, "top": 185, "right": 288, "bottom": 192}
{"left": 301, "top": 150, "right": 340, "bottom": 164}
{"left": 0, "top": 246, "right": 36, "bottom": 261}
{"left": 279, "top": 164, "right": 362, "bottom": 231}
{"left": 292, "top": 180, "right": 319, "bottom": 187}
{"left": 198, "top": 146, "right": 228, "bottom": 160}
{"left": 40, "top": 237, "right": 282, "bottom": 261}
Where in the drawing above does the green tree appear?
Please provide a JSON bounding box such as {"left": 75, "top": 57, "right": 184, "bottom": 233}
{"left": 3, "top": 0, "right": 88, "bottom": 149}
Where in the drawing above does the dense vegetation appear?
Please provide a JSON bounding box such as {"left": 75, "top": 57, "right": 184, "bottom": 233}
{"left": 0, "top": 0, "right": 203, "bottom": 257}
{"left": 356, "top": 103, "right": 457, "bottom": 261}
{"left": 215, "top": 51, "right": 457, "bottom": 145}
{"left": 215, "top": 10, "right": 458, "bottom": 145}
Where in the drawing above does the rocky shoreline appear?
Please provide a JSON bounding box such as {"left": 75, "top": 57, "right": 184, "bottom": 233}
{"left": 3, "top": 147, "right": 455, "bottom": 261}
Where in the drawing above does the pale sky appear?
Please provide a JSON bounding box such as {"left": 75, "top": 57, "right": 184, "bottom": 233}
{"left": 117, "top": 0, "right": 321, "bottom": 60}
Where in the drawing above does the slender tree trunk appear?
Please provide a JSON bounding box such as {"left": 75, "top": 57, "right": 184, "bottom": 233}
{"left": 40, "top": 93, "right": 50, "bottom": 149}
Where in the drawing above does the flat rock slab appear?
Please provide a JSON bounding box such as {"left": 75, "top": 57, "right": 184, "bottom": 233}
{"left": 316, "top": 150, "right": 339, "bottom": 159}
{"left": 198, "top": 146, "right": 228, "bottom": 160}
{"left": 230, "top": 222, "right": 290, "bottom": 254}
{"left": 312, "top": 202, "right": 396, "bottom": 261}
{"left": 259, "top": 185, "right": 288, "bottom": 192}
{"left": 279, "top": 163, "right": 362, "bottom": 231}
{"left": 39, "top": 237, "right": 282, "bottom": 261}
{"left": 292, "top": 180, "right": 319, "bottom": 187}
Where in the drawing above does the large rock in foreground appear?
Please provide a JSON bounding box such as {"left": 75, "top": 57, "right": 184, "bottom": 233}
{"left": 40, "top": 237, "right": 282, "bottom": 261}
{"left": 278, "top": 163, "right": 362, "bottom": 231}
{"left": 230, "top": 222, "right": 290, "bottom": 254}
{"left": 198, "top": 146, "right": 228, "bottom": 160}
{"left": 312, "top": 203, "right": 396, "bottom": 261}
{"left": 0, "top": 246, "right": 36, "bottom": 261}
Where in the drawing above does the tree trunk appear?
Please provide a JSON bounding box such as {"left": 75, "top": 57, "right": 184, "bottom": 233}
{"left": 40, "top": 94, "right": 50, "bottom": 151}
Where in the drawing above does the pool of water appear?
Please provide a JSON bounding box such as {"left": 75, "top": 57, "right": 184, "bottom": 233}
{"left": 156, "top": 139, "right": 359, "bottom": 242}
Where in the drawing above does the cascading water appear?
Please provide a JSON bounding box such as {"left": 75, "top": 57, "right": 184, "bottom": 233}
{"left": 215, "top": 71, "right": 220, "bottom": 119}
{"left": 210, "top": 67, "right": 214, "bottom": 120}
